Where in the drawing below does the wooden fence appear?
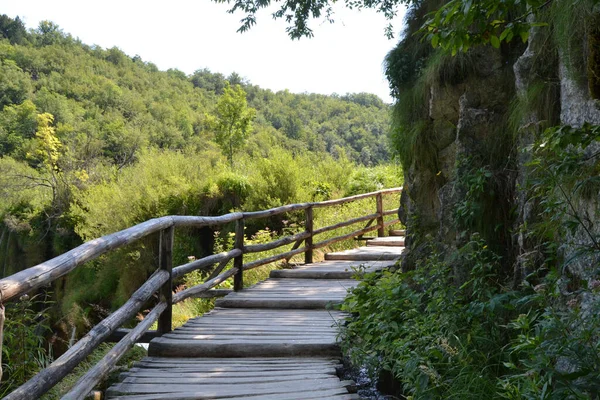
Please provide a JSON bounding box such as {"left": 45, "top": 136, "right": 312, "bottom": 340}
{"left": 0, "top": 187, "right": 402, "bottom": 400}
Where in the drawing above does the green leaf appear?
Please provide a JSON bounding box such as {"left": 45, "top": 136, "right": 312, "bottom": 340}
{"left": 490, "top": 35, "right": 500, "bottom": 48}
{"left": 431, "top": 34, "right": 439, "bottom": 48}
{"left": 520, "top": 30, "right": 530, "bottom": 43}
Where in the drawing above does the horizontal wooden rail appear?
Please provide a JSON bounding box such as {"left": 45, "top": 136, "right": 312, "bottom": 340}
{"left": 314, "top": 224, "right": 380, "bottom": 250}
{"left": 243, "top": 246, "right": 308, "bottom": 271}
{"left": 172, "top": 249, "right": 241, "bottom": 279}
{"left": 244, "top": 231, "right": 311, "bottom": 254}
{"left": 173, "top": 267, "right": 240, "bottom": 304}
{"left": 1, "top": 187, "right": 402, "bottom": 399}
{"left": 312, "top": 187, "right": 401, "bottom": 208}
{"left": 242, "top": 203, "right": 311, "bottom": 219}
{"left": 312, "top": 213, "right": 379, "bottom": 236}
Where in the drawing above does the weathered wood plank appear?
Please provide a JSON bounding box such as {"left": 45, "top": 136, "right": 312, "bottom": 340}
{"left": 244, "top": 231, "right": 311, "bottom": 254}
{"left": 107, "top": 387, "right": 357, "bottom": 400}
{"left": 149, "top": 338, "right": 341, "bottom": 358}
{"left": 367, "top": 236, "right": 405, "bottom": 247}
{"left": 325, "top": 245, "right": 404, "bottom": 261}
{"left": 108, "top": 377, "right": 353, "bottom": 395}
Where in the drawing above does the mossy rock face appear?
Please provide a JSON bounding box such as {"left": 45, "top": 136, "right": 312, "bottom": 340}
{"left": 589, "top": 13, "right": 600, "bottom": 100}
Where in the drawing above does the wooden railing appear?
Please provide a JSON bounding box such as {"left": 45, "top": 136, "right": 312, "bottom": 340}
{"left": 0, "top": 187, "right": 402, "bottom": 400}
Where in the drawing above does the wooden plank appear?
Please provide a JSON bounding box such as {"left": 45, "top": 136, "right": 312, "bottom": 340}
{"left": 325, "top": 245, "right": 404, "bottom": 261}
{"left": 108, "top": 378, "right": 353, "bottom": 395}
{"left": 367, "top": 236, "right": 405, "bottom": 247}
{"left": 139, "top": 357, "right": 341, "bottom": 364}
{"left": 107, "top": 387, "right": 356, "bottom": 400}
{"left": 122, "top": 368, "right": 338, "bottom": 377}
{"left": 148, "top": 339, "right": 341, "bottom": 358}
{"left": 214, "top": 298, "right": 344, "bottom": 309}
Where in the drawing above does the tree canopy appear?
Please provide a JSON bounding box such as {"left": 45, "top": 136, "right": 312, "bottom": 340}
{"left": 215, "top": 0, "right": 598, "bottom": 53}
{"left": 211, "top": 82, "right": 256, "bottom": 165}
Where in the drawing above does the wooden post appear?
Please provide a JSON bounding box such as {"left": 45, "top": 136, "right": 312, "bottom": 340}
{"left": 305, "top": 206, "right": 313, "bottom": 264}
{"left": 376, "top": 193, "right": 384, "bottom": 237}
{"left": 233, "top": 219, "right": 244, "bottom": 292}
{"left": 157, "top": 226, "right": 174, "bottom": 335}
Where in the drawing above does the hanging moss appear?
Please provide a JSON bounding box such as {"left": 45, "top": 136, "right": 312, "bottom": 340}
{"left": 588, "top": 13, "right": 600, "bottom": 100}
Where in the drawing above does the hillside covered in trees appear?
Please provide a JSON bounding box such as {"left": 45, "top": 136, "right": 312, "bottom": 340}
{"left": 0, "top": 14, "right": 395, "bottom": 273}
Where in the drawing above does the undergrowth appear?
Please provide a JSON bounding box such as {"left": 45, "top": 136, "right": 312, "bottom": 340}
{"left": 342, "top": 121, "right": 600, "bottom": 399}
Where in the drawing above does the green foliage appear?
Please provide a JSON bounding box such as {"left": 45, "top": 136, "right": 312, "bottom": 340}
{"left": 419, "top": 0, "right": 549, "bottom": 55}
{"left": 342, "top": 236, "right": 513, "bottom": 399}
{"left": 1, "top": 293, "right": 53, "bottom": 397}
{"left": 500, "top": 293, "right": 600, "bottom": 399}
{"left": 214, "top": 0, "right": 592, "bottom": 55}
{"left": 527, "top": 123, "right": 600, "bottom": 256}
{"left": 344, "top": 163, "right": 402, "bottom": 196}
{"left": 343, "top": 234, "right": 600, "bottom": 399}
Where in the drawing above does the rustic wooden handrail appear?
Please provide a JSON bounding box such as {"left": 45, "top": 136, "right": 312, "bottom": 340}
{"left": 0, "top": 187, "right": 401, "bottom": 400}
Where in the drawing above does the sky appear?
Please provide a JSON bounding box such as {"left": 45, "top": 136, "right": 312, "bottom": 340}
{"left": 1, "top": 0, "right": 406, "bottom": 103}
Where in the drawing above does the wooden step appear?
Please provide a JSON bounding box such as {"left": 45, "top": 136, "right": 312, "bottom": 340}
{"left": 107, "top": 357, "right": 357, "bottom": 399}
{"left": 366, "top": 236, "right": 405, "bottom": 247}
{"left": 214, "top": 278, "right": 357, "bottom": 309}
{"left": 389, "top": 229, "right": 406, "bottom": 236}
{"left": 325, "top": 246, "right": 403, "bottom": 261}
{"left": 270, "top": 260, "right": 393, "bottom": 279}
{"left": 147, "top": 309, "right": 346, "bottom": 358}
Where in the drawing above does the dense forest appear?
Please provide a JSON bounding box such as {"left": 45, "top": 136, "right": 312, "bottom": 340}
{"left": 0, "top": 14, "right": 401, "bottom": 396}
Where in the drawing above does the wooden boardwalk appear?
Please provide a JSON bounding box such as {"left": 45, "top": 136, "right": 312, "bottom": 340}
{"left": 107, "top": 235, "right": 404, "bottom": 399}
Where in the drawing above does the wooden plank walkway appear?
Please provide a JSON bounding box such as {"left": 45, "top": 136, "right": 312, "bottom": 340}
{"left": 107, "top": 234, "right": 404, "bottom": 399}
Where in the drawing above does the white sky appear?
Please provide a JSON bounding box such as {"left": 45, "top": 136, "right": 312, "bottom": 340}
{"left": 0, "top": 0, "right": 406, "bottom": 103}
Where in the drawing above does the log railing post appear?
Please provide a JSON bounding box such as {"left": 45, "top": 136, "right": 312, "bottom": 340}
{"left": 233, "top": 219, "right": 244, "bottom": 292}
{"left": 376, "top": 192, "right": 384, "bottom": 237}
{"left": 305, "top": 206, "right": 313, "bottom": 264}
{"left": 157, "top": 226, "right": 174, "bottom": 335}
